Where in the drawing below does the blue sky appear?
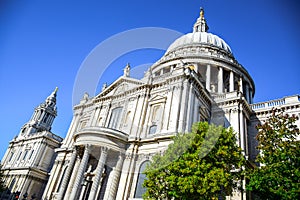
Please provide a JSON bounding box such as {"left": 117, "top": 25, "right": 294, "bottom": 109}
{"left": 0, "top": 0, "right": 299, "bottom": 159}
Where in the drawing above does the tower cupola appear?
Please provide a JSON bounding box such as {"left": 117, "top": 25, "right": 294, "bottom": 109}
{"left": 19, "top": 88, "right": 58, "bottom": 136}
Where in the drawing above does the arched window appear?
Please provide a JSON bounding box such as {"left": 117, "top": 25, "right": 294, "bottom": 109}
{"left": 149, "top": 125, "right": 157, "bottom": 135}
{"left": 108, "top": 107, "right": 123, "bottom": 129}
{"left": 134, "top": 161, "right": 150, "bottom": 198}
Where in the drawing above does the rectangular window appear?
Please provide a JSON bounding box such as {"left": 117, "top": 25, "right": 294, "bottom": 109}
{"left": 17, "top": 152, "right": 22, "bottom": 161}
{"left": 23, "top": 150, "right": 29, "bottom": 160}
{"left": 8, "top": 152, "right": 14, "bottom": 162}
{"left": 28, "top": 150, "right": 34, "bottom": 160}
{"left": 108, "top": 107, "right": 123, "bottom": 129}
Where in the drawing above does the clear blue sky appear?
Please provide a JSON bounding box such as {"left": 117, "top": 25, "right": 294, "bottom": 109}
{"left": 0, "top": 0, "right": 299, "bottom": 159}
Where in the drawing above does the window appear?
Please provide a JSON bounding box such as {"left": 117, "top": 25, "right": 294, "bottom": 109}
{"left": 149, "top": 125, "right": 157, "bottom": 135}
{"left": 163, "top": 66, "right": 171, "bottom": 74}
{"left": 23, "top": 150, "right": 29, "bottom": 160}
{"left": 17, "top": 151, "right": 22, "bottom": 161}
{"left": 43, "top": 113, "right": 49, "bottom": 123}
{"left": 151, "top": 105, "right": 162, "bottom": 122}
{"left": 134, "top": 161, "right": 150, "bottom": 198}
{"left": 154, "top": 70, "right": 161, "bottom": 77}
{"left": 28, "top": 150, "right": 34, "bottom": 160}
{"left": 8, "top": 152, "right": 14, "bottom": 162}
{"left": 108, "top": 107, "right": 123, "bottom": 129}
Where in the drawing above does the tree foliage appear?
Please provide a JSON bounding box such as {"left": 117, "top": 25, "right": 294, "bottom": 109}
{"left": 143, "top": 122, "right": 245, "bottom": 200}
{"left": 247, "top": 110, "right": 300, "bottom": 199}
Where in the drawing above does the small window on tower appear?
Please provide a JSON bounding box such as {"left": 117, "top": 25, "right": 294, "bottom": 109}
{"left": 23, "top": 149, "right": 29, "bottom": 160}
{"left": 17, "top": 152, "right": 22, "bottom": 161}
{"left": 28, "top": 150, "right": 34, "bottom": 160}
{"left": 8, "top": 152, "right": 14, "bottom": 162}
{"left": 43, "top": 113, "right": 49, "bottom": 123}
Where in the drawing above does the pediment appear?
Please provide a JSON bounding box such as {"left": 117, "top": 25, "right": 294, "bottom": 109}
{"left": 148, "top": 94, "right": 167, "bottom": 104}
{"left": 95, "top": 77, "right": 145, "bottom": 99}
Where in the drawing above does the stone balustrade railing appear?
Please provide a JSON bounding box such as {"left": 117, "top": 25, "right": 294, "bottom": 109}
{"left": 212, "top": 91, "right": 239, "bottom": 101}
{"left": 251, "top": 95, "right": 299, "bottom": 110}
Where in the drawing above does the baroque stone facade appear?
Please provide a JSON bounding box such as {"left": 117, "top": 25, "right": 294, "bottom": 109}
{"left": 1, "top": 8, "right": 299, "bottom": 200}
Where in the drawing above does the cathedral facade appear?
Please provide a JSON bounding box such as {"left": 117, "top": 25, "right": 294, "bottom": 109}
{"left": 1, "top": 8, "right": 299, "bottom": 200}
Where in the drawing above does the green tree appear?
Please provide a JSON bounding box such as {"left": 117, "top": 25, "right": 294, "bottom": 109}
{"left": 143, "top": 122, "right": 245, "bottom": 200}
{"left": 247, "top": 110, "right": 300, "bottom": 199}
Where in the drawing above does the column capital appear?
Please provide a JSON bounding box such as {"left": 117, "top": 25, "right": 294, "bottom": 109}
{"left": 85, "top": 144, "right": 92, "bottom": 152}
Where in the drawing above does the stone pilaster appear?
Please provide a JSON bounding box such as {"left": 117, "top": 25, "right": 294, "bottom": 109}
{"left": 206, "top": 64, "right": 211, "bottom": 91}
{"left": 239, "top": 77, "right": 243, "bottom": 93}
{"left": 245, "top": 83, "right": 250, "bottom": 103}
{"left": 218, "top": 67, "right": 223, "bottom": 93}
{"left": 229, "top": 70, "right": 234, "bottom": 92}
{"left": 240, "top": 109, "right": 245, "bottom": 154}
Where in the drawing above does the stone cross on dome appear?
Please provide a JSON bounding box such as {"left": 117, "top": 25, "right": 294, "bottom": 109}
{"left": 193, "top": 7, "right": 209, "bottom": 33}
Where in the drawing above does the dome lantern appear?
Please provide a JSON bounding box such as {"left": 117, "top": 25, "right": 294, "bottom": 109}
{"left": 193, "top": 7, "right": 209, "bottom": 33}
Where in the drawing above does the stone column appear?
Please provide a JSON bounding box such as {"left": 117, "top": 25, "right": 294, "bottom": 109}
{"left": 206, "top": 64, "right": 211, "bottom": 91}
{"left": 239, "top": 77, "right": 243, "bottom": 93}
{"left": 69, "top": 144, "right": 91, "bottom": 200}
{"left": 57, "top": 147, "right": 77, "bottom": 200}
{"left": 178, "top": 80, "right": 189, "bottom": 133}
{"left": 88, "top": 147, "right": 108, "bottom": 200}
{"left": 218, "top": 67, "right": 223, "bottom": 93}
{"left": 229, "top": 70, "right": 234, "bottom": 92}
{"left": 249, "top": 89, "right": 253, "bottom": 104}
{"left": 245, "top": 83, "right": 250, "bottom": 102}
{"left": 239, "top": 109, "right": 245, "bottom": 153}
{"left": 106, "top": 153, "right": 124, "bottom": 200}
{"left": 64, "top": 156, "right": 80, "bottom": 200}
{"left": 185, "top": 83, "right": 194, "bottom": 133}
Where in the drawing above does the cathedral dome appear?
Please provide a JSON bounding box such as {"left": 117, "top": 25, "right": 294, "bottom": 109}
{"left": 166, "top": 31, "right": 232, "bottom": 54}
{"left": 165, "top": 8, "right": 232, "bottom": 55}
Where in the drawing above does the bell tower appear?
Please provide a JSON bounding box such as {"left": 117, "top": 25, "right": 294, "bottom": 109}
{"left": 19, "top": 87, "right": 58, "bottom": 136}
{"left": 1, "top": 87, "right": 62, "bottom": 200}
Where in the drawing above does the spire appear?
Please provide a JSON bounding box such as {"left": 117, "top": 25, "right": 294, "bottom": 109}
{"left": 46, "top": 87, "right": 58, "bottom": 107}
{"left": 193, "top": 7, "right": 209, "bottom": 33}
{"left": 19, "top": 88, "right": 58, "bottom": 137}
